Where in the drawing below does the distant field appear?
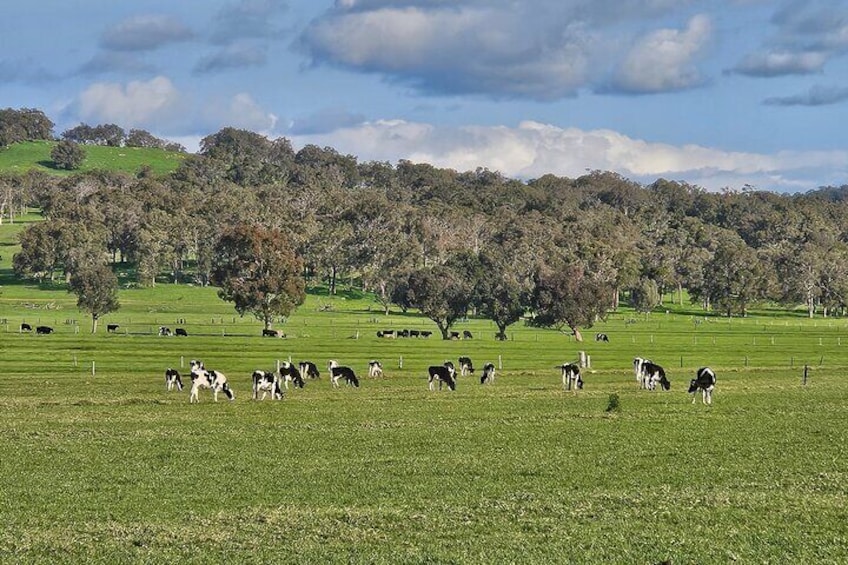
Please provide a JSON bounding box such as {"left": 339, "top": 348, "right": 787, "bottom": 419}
{"left": 1, "top": 218, "right": 847, "bottom": 562}
{"left": 0, "top": 140, "right": 186, "bottom": 177}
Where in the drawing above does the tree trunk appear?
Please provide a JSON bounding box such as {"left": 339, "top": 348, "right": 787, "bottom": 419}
{"left": 91, "top": 315, "right": 99, "bottom": 334}
{"left": 678, "top": 283, "right": 684, "bottom": 305}
{"left": 329, "top": 265, "right": 337, "bottom": 295}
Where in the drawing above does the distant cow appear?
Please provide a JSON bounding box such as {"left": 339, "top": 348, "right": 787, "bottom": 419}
{"left": 279, "top": 362, "right": 305, "bottom": 389}
{"left": 164, "top": 368, "right": 183, "bottom": 391}
{"left": 368, "top": 360, "right": 383, "bottom": 378}
{"left": 328, "top": 360, "right": 359, "bottom": 388}
{"left": 481, "top": 363, "right": 496, "bottom": 385}
{"left": 642, "top": 361, "right": 670, "bottom": 391}
{"left": 36, "top": 325, "right": 53, "bottom": 335}
{"left": 689, "top": 367, "right": 716, "bottom": 405}
{"left": 20, "top": 323, "right": 32, "bottom": 332}
{"left": 299, "top": 361, "right": 320, "bottom": 380}
{"left": 158, "top": 326, "right": 172, "bottom": 337}
{"left": 420, "top": 331, "right": 432, "bottom": 338}
{"left": 107, "top": 324, "right": 120, "bottom": 333}
{"left": 595, "top": 333, "right": 609, "bottom": 342}
{"left": 262, "top": 329, "right": 284, "bottom": 338}
{"left": 409, "top": 330, "right": 420, "bottom": 338}
{"left": 560, "top": 363, "right": 583, "bottom": 391}
{"left": 174, "top": 328, "right": 188, "bottom": 337}
{"left": 252, "top": 370, "right": 283, "bottom": 400}
{"left": 463, "top": 330, "right": 473, "bottom": 339}
{"left": 428, "top": 362, "right": 456, "bottom": 391}
{"left": 458, "top": 356, "right": 474, "bottom": 377}
{"left": 449, "top": 331, "right": 461, "bottom": 340}
{"left": 377, "top": 330, "right": 395, "bottom": 339}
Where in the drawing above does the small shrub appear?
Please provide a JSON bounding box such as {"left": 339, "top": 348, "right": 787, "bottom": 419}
{"left": 605, "top": 393, "right": 621, "bottom": 413}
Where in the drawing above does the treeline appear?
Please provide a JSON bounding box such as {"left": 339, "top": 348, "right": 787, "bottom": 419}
{"left": 5, "top": 120, "right": 848, "bottom": 335}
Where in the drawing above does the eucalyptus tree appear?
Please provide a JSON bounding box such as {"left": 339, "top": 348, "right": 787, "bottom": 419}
{"left": 530, "top": 261, "right": 614, "bottom": 338}
{"left": 68, "top": 263, "right": 120, "bottom": 333}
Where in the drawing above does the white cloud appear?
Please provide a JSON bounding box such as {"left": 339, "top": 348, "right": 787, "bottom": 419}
{"left": 101, "top": 15, "right": 193, "bottom": 51}
{"left": 731, "top": 49, "right": 828, "bottom": 77}
{"left": 610, "top": 14, "right": 712, "bottom": 93}
{"left": 76, "top": 76, "right": 183, "bottom": 128}
{"left": 290, "top": 119, "right": 848, "bottom": 191}
{"left": 201, "top": 92, "right": 278, "bottom": 133}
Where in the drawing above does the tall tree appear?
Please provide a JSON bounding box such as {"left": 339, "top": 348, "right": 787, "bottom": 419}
{"left": 405, "top": 263, "right": 473, "bottom": 340}
{"left": 211, "top": 225, "right": 306, "bottom": 330}
{"left": 68, "top": 263, "right": 120, "bottom": 333}
{"left": 51, "top": 141, "right": 86, "bottom": 170}
{"left": 531, "top": 264, "right": 613, "bottom": 337}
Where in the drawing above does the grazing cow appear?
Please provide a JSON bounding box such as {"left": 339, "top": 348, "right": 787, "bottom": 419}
{"left": 642, "top": 361, "right": 670, "bottom": 391}
{"left": 20, "top": 323, "right": 32, "bottom": 332}
{"left": 480, "top": 363, "right": 496, "bottom": 385}
{"left": 449, "top": 331, "right": 461, "bottom": 340}
{"left": 36, "top": 325, "right": 53, "bottom": 335}
{"left": 428, "top": 362, "right": 456, "bottom": 391}
{"left": 560, "top": 363, "right": 583, "bottom": 391}
{"left": 595, "top": 333, "right": 609, "bottom": 342}
{"left": 107, "top": 324, "right": 119, "bottom": 333}
{"left": 278, "top": 362, "right": 305, "bottom": 389}
{"left": 262, "top": 328, "right": 285, "bottom": 338}
{"left": 189, "top": 367, "right": 235, "bottom": 403}
{"left": 463, "top": 330, "right": 473, "bottom": 339}
{"left": 174, "top": 328, "right": 188, "bottom": 337}
{"left": 420, "top": 331, "right": 432, "bottom": 338}
{"left": 299, "top": 361, "right": 320, "bottom": 380}
{"left": 368, "top": 360, "right": 384, "bottom": 378}
{"left": 164, "top": 368, "right": 183, "bottom": 391}
{"left": 689, "top": 367, "right": 716, "bottom": 405}
{"left": 458, "top": 356, "right": 474, "bottom": 377}
{"left": 378, "top": 330, "right": 395, "bottom": 339}
{"left": 409, "top": 330, "right": 420, "bottom": 338}
{"left": 633, "top": 357, "right": 652, "bottom": 388}
{"left": 399, "top": 329, "right": 410, "bottom": 338}
{"left": 252, "top": 370, "right": 284, "bottom": 400}
{"left": 328, "top": 360, "right": 359, "bottom": 388}
{"left": 158, "top": 326, "right": 172, "bottom": 337}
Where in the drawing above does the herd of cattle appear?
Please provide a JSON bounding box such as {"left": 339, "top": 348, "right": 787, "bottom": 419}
{"left": 167, "top": 354, "right": 717, "bottom": 405}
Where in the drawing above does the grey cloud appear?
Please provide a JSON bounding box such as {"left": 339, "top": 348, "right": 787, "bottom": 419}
{"left": 193, "top": 44, "right": 267, "bottom": 74}
{"left": 763, "top": 84, "right": 848, "bottom": 106}
{"left": 101, "top": 15, "right": 194, "bottom": 52}
{"left": 77, "top": 52, "right": 156, "bottom": 76}
{"left": 287, "top": 108, "right": 366, "bottom": 135}
{"left": 730, "top": 50, "right": 827, "bottom": 77}
{"left": 210, "top": 0, "right": 290, "bottom": 44}
{"left": 0, "top": 58, "right": 57, "bottom": 84}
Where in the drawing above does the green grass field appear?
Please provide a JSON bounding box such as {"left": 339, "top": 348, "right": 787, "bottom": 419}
{"left": 1, "top": 220, "right": 847, "bottom": 563}
{"left": 0, "top": 141, "right": 185, "bottom": 177}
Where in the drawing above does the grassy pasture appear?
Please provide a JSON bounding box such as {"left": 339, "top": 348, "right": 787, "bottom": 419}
{"left": 1, "top": 224, "right": 848, "bottom": 562}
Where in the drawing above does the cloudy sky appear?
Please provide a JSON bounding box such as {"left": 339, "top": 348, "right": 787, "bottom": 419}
{"left": 2, "top": 0, "right": 847, "bottom": 192}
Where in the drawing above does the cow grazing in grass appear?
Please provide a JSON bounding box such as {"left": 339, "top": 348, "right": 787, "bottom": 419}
{"left": 262, "top": 329, "right": 285, "bottom": 338}
{"left": 642, "top": 361, "right": 670, "bottom": 391}
{"left": 595, "top": 333, "right": 609, "bottom": 342}
{"left": 559, "top": 363, "right": 583, "bottom": 391}
{"left": 428, "top": 362, "right": 456, "bottom": 391}
{"left": 158, "top": 326, "right": 172, "bottom": 336}
{"left": 20, "top": 323, "right": 32, "bottom": 332}
{"left": 189, "top": 366, "right": 235, "bottom": 403}
{"left": 299, "top": 361, "right": 320, "bottom": 380}
{"left": 634, "top": 357, "right": 652, "bottom": 388}
{"left": 368, "top": 360, "right": 383, "bottom": 378}
{"left": 278, "top": 362, "right": 305, "bottom": 389}
{"left": 328, "top": 360, "right": 359, "bottom": 388}
{"left": 252, "top": 370, "right": 284, "bottom": 400}
{"left": 36, "top": 325, "right": 53, "bottom": 335}
{"left": 107, "top": 324, "right": 119, "bottom": 333}
{"left": 420, "top": 331, "right": 432, "bottom": 338}
{"left": 463, "top": 330, "right": 473, "bottom": 339}
{"left": 689, "top": 367, "right": 716, "bottom": 405}
{"left": 174, "top": 328, "right": 188, "bottom": 337}
{"left": 458, "top": 356, "right": 474, "bottom": 377}
{"left": 164, "top": 368, "right": 183, "bottom": 391}
{"left": 480, "top": 362, "right": 496, "bottom": 385}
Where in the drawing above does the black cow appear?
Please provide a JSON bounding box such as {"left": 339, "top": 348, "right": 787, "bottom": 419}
{"left": 458, "top": 356, "right": 474, "bottom": 377}
{"left": 480, "top": 363, "right": 496, "bottom": 385}
{"left": 449, "top": 331, "right": 461, "bottom": 340}
{"left": 107, "top": 324, "right": 120, "bottom": 333}
{"left": 252, "top": 370, "right": 284, "bottom": 400}
{"left": 262, "top": 328, "right": 285, "bottom": 338}
{"left": 428, "top": 362, "right": 456, "bottom": 391}
{"left": 279, "top": 362, "right": 305, "bottom": 389}
{"left": 20, "top": 323, "right": 32, "bottom": 332}
{"left": 164, "top": 368, "right": 183, "bottom": 391}
{"left": 36, "top": 326, "right": 53, "bottom": 335}
{"left": 328, "top": 360, "right": 359, "bottom": 388}
{"left": 175, "top": 328, "right": 188, "bottom": 337}
{"left": 689, "top": 367, "right": 716, "bottom": 405}
{"left": 560, "top": 363, "right": 583, "bottom": 391}
{"left": 642, "top": 361, "right": 671, "bottom": 391}
{"left": 420, "top": 331, "right": 432, "bottom": 338}
{"left": 463, "top": 330, "right": 473, "bottom": 339}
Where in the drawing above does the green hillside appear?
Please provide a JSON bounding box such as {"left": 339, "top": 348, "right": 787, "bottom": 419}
{"left": 0, "top": 140, "right": 187, "bottom": 177}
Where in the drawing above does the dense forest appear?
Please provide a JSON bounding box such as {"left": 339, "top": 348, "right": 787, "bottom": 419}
{"left": 3, "top": 107, "right": 848, "bottom": 336}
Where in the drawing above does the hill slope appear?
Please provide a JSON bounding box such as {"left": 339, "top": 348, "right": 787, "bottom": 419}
{"left": 0, "top": 140, "right": 187, "bottom": 177}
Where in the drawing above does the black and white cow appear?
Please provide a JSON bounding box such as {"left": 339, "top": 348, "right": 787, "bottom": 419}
{"left": 36, "top": 325, "right": 53, "bottom": 334}
{"left": 20, "top": 323, "right": 32, "bottom": 332}
{"left": 559, "top": 363, "right": 583, "bottom": 391}
{"left": 634, "top": 357, "right": 652, "bottom": 388}
{"left": 278, "top": 362, "right": 305, "bottom": 389}
{"left": 262, "top": 328, "right": 285, "bottom": 338}
{"left": 328, "top": 360, "right": 359, "bottom": 388}
{"left": 642, "top": 361, "right": 671, "bottom": 391}
{"left": 458, "top": 356, "right": 474, "bottom": 377}
{"left": 189, "top": 366, "right": 235, "bottom": 403}
{"left": 164, "top": 368, "right": 183, "bottom": 391}
{"left": 252, "top": 370, "right": 284, "bottom": 400}
{"left": 428, "top": 362, "right": 456, "bottom": 391}
{"left": 107, "top": 324, "right": 120, "bottom": 333}
{"left": 158, "top": 326, "right": 172, "bottom": 336}
{"left": 299, "top": 361, "right": 320, "bottom": 380}
{"left": 595, "top": 333, "right": 609, "bottom": 342}
{"left": 480, "top": 362, "right": 496, "bottom": 385}
{"left": 368, "top": 360, "right": 383, "bottom": 378}
{"left": 174, "top": 328, "right": 188, "bottom": 337}
{"left": 688, "top": 367, "right": 716, "bottom": 405}
{"left": 463, "top": 330, "right": 473, "bottom": 339}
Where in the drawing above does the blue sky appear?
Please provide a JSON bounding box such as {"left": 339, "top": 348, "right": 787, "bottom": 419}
{"left": 2, "top": 0, "right": 847, "bottom": 192}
